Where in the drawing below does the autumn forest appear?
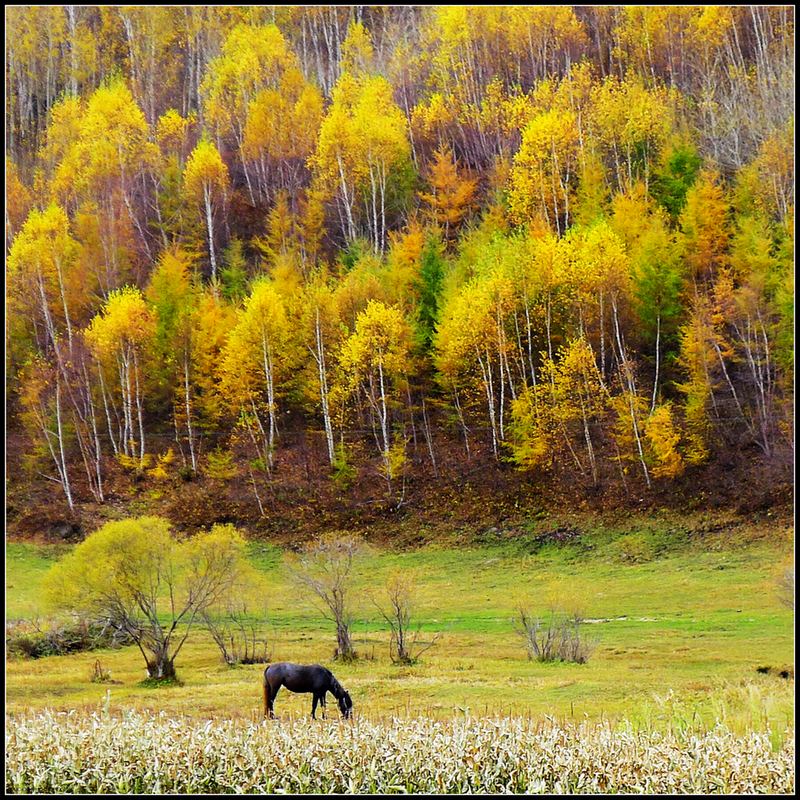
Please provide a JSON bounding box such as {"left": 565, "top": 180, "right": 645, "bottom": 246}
{"left": 5, "top": 6, "right": 795, "bottom": 537}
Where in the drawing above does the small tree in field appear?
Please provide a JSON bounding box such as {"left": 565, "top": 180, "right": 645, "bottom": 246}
{"left": 290, "top": 533, "right": 363, "bottom": 662}
{"left": 373, "top": 572, "right": 439, "bottom": 665}
{"left": 44, "top": 517, "right": 249, "bottom": 680}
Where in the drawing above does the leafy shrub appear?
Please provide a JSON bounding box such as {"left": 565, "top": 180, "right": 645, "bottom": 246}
{"left": 609, "top": 532, "right": 658, "bottom": 563}
{"left": 205, "top": 448, "right": 238, "bottom": 480}
{"left": 43, "top": 517, "right": 250, "bottom": 680}
{"left": 117, "top": 453, "right": 152, "bottom": 476}
{"left": 178, "top": 465, "right": 195, "bottom": 482}
{"left": 147, "top": 448, "right": 175, "bottom": 480}
{"left": 331, "top": 442, "right": 356, "bottom": 490}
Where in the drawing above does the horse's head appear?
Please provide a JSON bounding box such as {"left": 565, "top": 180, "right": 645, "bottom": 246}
{"left": 338, "top": 690, "right": 353, "bottom": 719}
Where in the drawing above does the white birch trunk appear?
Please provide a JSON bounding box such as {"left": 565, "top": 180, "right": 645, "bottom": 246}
{"left": 476, "top": 348, "right": 498, "bottom": 458}
{"left": 313, "top": 309, "right": 335, "bottom": 466}
{"left": 183, "top": 349, "right": 197, "bottom": 472}
{"left": 612, "top": 299, "right": 650, "bottom": 488}
{"left": 54, "top": 376, "right": 74, "bottom": 509}
{"left": 650, "top": 313, "right": 661, "bottom": 414}
{"left": 377, "top": 358, "right": 391, "bottom": 481}
{"left": 133, "top": 349, "right": 146, "bottom": 463}
{"left": 261, "top": 332, "right": 277, "bottom": 469}
{"left": 204, "top": 184, "right": 217, "bottom": 282}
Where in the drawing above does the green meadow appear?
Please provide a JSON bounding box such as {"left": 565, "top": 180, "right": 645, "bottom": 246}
{"left": 5, "top": 513, "right": 794, "bottom": 737}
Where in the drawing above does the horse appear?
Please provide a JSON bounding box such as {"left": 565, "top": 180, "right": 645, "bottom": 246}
{"left": 262, "top": 662, "right": 353, "bottom": 720}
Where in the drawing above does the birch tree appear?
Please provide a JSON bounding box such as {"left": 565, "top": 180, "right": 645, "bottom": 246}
{"left": 85, "top": 287, "right": 155, "bottom": 464}
{"left": 219, "top": 278, "right": 290, "bottom": 473}
{"left": 337, "top": 300, "right": 411, "bottom": 490}
{"left": 184, "top": 138, "right": 229, "bottom": 283}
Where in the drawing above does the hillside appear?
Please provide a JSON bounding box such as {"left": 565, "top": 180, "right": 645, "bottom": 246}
{"left": 5, "top": 6, "right": 795, "bottom": 542}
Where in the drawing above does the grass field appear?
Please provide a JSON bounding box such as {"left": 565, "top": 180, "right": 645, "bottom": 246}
{"left": 5, "top": 511, "right": 795, "bottom": 738}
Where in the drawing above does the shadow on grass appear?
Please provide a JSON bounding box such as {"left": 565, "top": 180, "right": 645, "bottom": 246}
{"left": 138, "top": 676, "right": 184, "bottom": 689}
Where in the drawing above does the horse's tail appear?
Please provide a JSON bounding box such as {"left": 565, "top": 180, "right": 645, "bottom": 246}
{"left": 262, "top": 665, "right": 271, "bottom": 718}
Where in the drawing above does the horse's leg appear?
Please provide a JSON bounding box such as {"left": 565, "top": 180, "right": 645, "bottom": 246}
{"left": 311, "top": 694, "right": 319, "bottom": 720}
{"left": 268, "top": 683, "right": 280, "bottom": 719}
{"left": 320, "top": 692, "right": 327, "bottom": 719}
{"left": 263, "top": 677, "right": 272, "bottom": 717}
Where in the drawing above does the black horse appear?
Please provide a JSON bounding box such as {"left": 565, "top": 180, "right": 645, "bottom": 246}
{"left": 262, "top": 662, "right": 353, "bottom": 720}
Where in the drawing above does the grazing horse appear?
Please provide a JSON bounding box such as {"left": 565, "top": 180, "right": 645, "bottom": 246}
{"left": 262, "top": 662, "right": 353, "bottom": 720}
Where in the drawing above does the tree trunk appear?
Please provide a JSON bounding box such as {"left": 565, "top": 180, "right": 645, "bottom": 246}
{"left": 421, "top": 396, "right": 438, "bottom": 476}
{"left": 133, "top": 349, "right": 146, "bottom": 464}
{"left": 453, "top": 385, "right": 471, "bottom": 459}
{"left": 335, "top": 623, "right": 355, "bottom": 661}
{"left": 337, "top": 153, "right": 356, "bottom": 242}
{"left": 119, "top": 354, "right": 131, "bottom": 456}
{"left": 204, "top": 185, "right": 217, "bottom": 282}
{"left": 377, "top": 358, "right": 391, "bottom": 489}
{"left": 54, "top": 376, "right": 75, "bottom": 509}
{"left": 261, "top": 332, "right": 277, "bottom": 469}
{"left": 650, "top": 313, "right": 660, "bottom": 414}
{"left": 476, "top": 348, "right": 498, "bottom": 459}
{"left": 612, "top": 299, "right": 650, "bottom": 488}
{"left": 314, "top": 309, "right": 335, "bottom": 466}
{"left": 183, "top": 348, "right": 197, "bottom": 472}
{"left": 146, "top": 654, "right": 177, "bottom": 680}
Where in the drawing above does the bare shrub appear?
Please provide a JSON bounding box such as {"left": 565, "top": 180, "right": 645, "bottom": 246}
{"left": 514, "top": 606, "right": 596, "bottom": 664}
{"left": 777, "top": 566, "right": 794, "bottom": 610}
{"left": 372, "top": 572, "right": 440, "bottom": 665}
{"left": 5, "top": 616, "right": 133, "bottom": 659}
{"left": 289, "top": 533, "right": 364, "bottom": 662}
{"left": 202, "top": 601, "right": 271, "bottom": 666}
{"left": 90, "top": 659, "right": 112, "bottom": 683}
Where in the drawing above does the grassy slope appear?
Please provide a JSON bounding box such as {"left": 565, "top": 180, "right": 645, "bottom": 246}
{"left": 5, "top": 513, "right": 794, "bottom": 734}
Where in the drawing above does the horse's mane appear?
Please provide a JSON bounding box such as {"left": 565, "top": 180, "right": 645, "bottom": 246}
{"left": 328, "top": 672, "right": 345, "bottom": 699}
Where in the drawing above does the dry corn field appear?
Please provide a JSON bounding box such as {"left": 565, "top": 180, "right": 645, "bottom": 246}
{"left": 5, "top": 710, "right": 794, "bottom": 794}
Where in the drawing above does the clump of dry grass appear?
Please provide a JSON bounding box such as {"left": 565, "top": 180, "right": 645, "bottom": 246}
{"left": 5, "top": 710, "right": 794, "bottom": 794}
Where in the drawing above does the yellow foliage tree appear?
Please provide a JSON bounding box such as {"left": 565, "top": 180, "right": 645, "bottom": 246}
{"left": 645, "top": 402, "right": 684, "bottom": 479}
{"left": 202, "top": 22, "right": 299, "bottom": 203}
{"left": 43, "top": 517, "right": 249, "bottom": 680}
{"left": 6, "top": 158, "right": 33, "bottom": 248}
{"left": 680, "top": 169, "right": 730, "bottom": 286}
{"left": 435, "top": 269, "right": 516, "bottom": 458}
{"left": 51, "top": 79, "right": 158, "bottom": 264}
{"left": 312, "top": 70, "right": 411, "bottom": 252}
{"left": 219, "top": 277, "right": 291, "bottom": 471}
{"left": 243, "top": 67, "right": 323, "bottom": 199}
{"left": 509, "top": 338, "right": 607, "bottom": 482}
{"left": 7, "top": 203, "right": 86, "bottom": 355}
{"left": 183, "top": 139, "right": 229, "bottom": 283}
{"left": 419, "top": 145, "right": 477, "bottom": 239}
{"left": 300, "top": 275, "right": 344, "bottom": 466}
{"left": 675, "top": 299, "right": 718, "bottom": 465}
{"left": 336, "top": 300, "right": 411, "bottom": 489}
{"left": 508, "top": 108, "right": 580, "bottom": 234}
{"left": 85, "top": 286, "right": 155, "bottom": 463}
